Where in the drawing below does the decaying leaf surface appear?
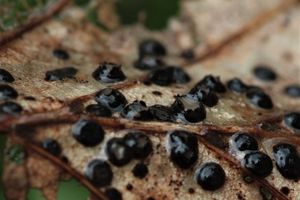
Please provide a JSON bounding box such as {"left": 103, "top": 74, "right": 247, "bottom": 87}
{"left": 0, "top": 1, "right": 300, "bottom": 200}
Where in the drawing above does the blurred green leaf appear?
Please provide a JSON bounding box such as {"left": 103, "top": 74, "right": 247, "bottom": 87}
{"left": 27, "top": 188, "right": 46, "bottom": 200}
{"left": 57, "top": 179, "right": 90, "bottom": 200}
{"left": 7, "top": 144, "right": 25, "bottom": 165}
{"left": 116, "top": 0, "right": 180, "bottom": 30}
{"left": 0, "top": 135, "right": 7, "bottom": 200}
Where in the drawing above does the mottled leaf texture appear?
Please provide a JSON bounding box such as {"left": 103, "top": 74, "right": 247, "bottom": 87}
{"left": 0, "top": 0, "right": 300, "bottom": 200}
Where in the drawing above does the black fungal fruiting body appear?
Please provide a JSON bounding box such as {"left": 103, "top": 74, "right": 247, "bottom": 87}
{"left": 95, "top": 89, "right": 127, "bottom": 112}
{"left": 52, "top": 49, "right": 70, "bottom": 60}
{"left": 105, "top": 188, "right": 123, "bottom": 200}
{"left": 192, "top": 75, "right": 226, "bottom": 93}
{"left": 45, "top": 67, "right": 77, "bottom": 81}
{"left": 124, "top": 131, "right": 153, "bottom": 159}
{"left": 246, "top": 89, "right": 273, "bottom": 109}
{"left": 283, "top": 112, "right": 300, "bottom": 131}
{"left": 168, "top": 130, "right": 198, "bottom": 169}
{"left": 0, "top": 101, "right": 23, "bottom": 115}
{"left": 85, "top": 104, "right": 112, "bottom": 117}
{"left": 284, "top": 85, "right": 300, "bottom": 98}
{"left": 0, "top": 85, "right": 18, "bottom": 100}
{"left": 188, "top": 88, "right": 219, "bottom": 107}
{"left": 171, "top": 96, "right": 206, "bottom": 123}
{"left": 149, "top": 105, "right": 174, "bottom": 122}
{"left": 273, "top": 143, "right": 300, "bottom": 180}
{"left": 231, "top": 132, "right": 258, "bottom": 151}
{"left": 139, "top": 39, "right": 167, "bottom": 57}
{"left": 180, "top": 49, "right": 195, "bottom": 60}
{"left": 134, "top": 56, "right": 164, "bottom": 70}
{"left": 0, "top": 68, "right": 15, "bottom": 83}
{"left": 149, "top": 66, "right": 190, "bottom": 86}
{"left": 85, "top": 159, "right": 113, "bottom": 187}
{"left": 121, "top": 101, "right": 152, "bottom": 120}
{"left": 92, "top": 62, "right": 126, "bottom": 83}
{"left": 226, "top": 78, "right": 248, "bottom": 93}
{"left": 195, "top": 162, "right": 226, "bottom": 191}
{"left": 72, "top": 119, "right": 105, "bottom": 147}
{"left": 106, "top": 138, "right": 133, "bottom": 166}
{"left": 242, "top": 151, "right": 273, "bottom": 177}
{"left": 42, "top": 138, "right": 62, "bottom": 156}
{"left": 253, "top": 66, "right": 277, "bottom": 81}
{"left": 132, "top": 163, "right": 149, "bottom": 179}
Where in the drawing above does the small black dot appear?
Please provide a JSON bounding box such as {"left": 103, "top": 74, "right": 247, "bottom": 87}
{"left": 52, "top": 49, "right": 70, "bottom": 60}
{"left": 188, "top": 188, "right": 195, "bottom": 194}
{"left": 126, "top": 183, "right": 133, "bottom": 191}
{"left": 132, "top": 163, "right": 148, "bottom": 179}
{"left": 105, "top": 188, "right": 122, "bottom": 200}
{"left": 280, "top": 187, "right": 290, "bottom": 195}
{"left": 152, "top": 91, "right": 162, "bottom": 96}
{"left": 180, "top": 49, "right": 195, "bottom": 60}
{"left": 42, "top": 138, "right": 62, "bottom": 156}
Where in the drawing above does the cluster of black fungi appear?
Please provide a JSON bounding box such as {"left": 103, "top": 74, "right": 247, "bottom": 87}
{"left": 0, "top": 41, "right": 299, "bottom": 199}
{"left": 230, "top": 132, "right": 300, "bottom": 180}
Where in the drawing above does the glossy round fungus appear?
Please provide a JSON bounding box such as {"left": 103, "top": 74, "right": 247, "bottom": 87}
{"left": 52, "top": 49, "right": 70, "bottom": 60}
{"left": 124, "top": 131, "right": 152, "bottom": 159}
{"left": 92, "top": 62, "right": 126, "bottom": 83}
{"left": 273, "top": 143, "right": 300, "bottom": 180}
{"left": 134, "top": 56, "right": 165, "bottom": 71}
{"left": 283, "top": 112, "right": 300, "bottom": 131}
{"left": 149, "top": 66, "right": 190, "bottom": 86}
{"left": 168, "top": 130, "right": 198, "bottom": 169}
{"left": 85, "top": 159, "right": 113, "bottom": 187}
{"left": 0, "top": 68, "right": 15, "bottom": 83}
{"left": 0, "top": 85, "right": 18, "bottom": 100}
{"left": 95, "top": 88, "right": 127, "bottom": 112}
{"left": 0, "top": 101, "right": 22, "bottom": 115}
{"left": 195, "top": 162, "right": 226, "bottom": 191}
{"left": 139, "top": 39, "right": 167, "bottom": 57}
{"left": 121, "top": 101, "right": 152, "bottom": 120}
{"left": 242, "top": 151, "right": 273, "bottom": 177}
{"left": 253, "top": 65, "right": 277, "bottom": 81}
{"left": 226, "top": 78, "right": 248, "bottom": 93}
{"left": 192, "top": 75, "right": 226, "bottom": 93}
{"left": 85, "top": 104, "right": 112, "bottom": 117}
{"left": 105, "top": 188, "right": 123, "bottom": 200}
{"left": 106, "top": 137, "right": 133, "bottom": 166}
{"left": 45, "top": 67, "right": 77, "bottom": 81}
{"left": 246, "top": 89, "right": 273, "bottom": 110}
{"left": 132, "top": 163, "right": 149, "bottom": 179}
{"left": 42, "top": 138, "right": 62, "bottom": 156}
{"left": 72, "top": 119, "right": 105, "bottom": 147}
{"left": 284, "top": 84, "right": 300, "bottom": 98}
{"left": 231, "top": 132, "right": 258, "bottom": 151}
{"left": 149, "top": 104, "right": 174, "bottom": 122}
{"left": 171, "top": 96, "right": 206, "bottom": 123}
